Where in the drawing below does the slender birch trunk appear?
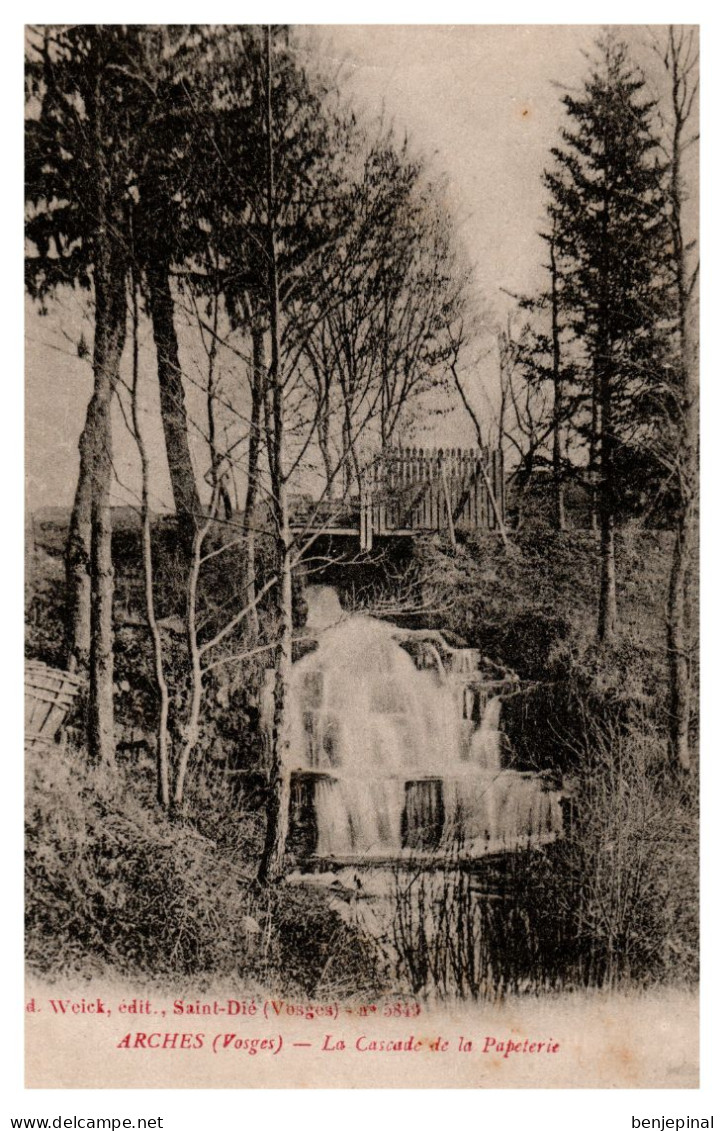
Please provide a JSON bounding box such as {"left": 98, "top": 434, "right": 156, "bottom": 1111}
{"left": 130, "top": 272, "right": 170, "bottom": 807}
{"left": 258, "top": 26, "right": 292, "bottom": 884}
{"left": 172, "top": 515, "right": 206, "bottom": 809}
{"left": 661, "top": 25, "right": 699, "bottom": 772}
{"left": 549, "top": 229, "right": 567, "bottom": 532}
{"left": 240, "top": 325, "right": 265, "bottom": 645}
{"left": 86, "top": 61, "right": 128, "bottom": 763}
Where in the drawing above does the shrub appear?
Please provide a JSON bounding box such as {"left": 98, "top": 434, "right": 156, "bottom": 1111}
{"left": 390, "top": 847, "right": 572, "bottom": 1000}
{"left": 25, "top": 745, "right": 381, "bottom": 996}
{"left": 389, "top": 717, "right": 698, "bottom": 999}
{"left": 561, "top": 717, "right": 698, "bottom": 988}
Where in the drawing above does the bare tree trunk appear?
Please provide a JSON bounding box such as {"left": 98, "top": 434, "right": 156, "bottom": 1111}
{"left": 667, "top": 496, "right": 695, "bottom": 772}
{"left": 338, "top": 368, "right": 362, "bottom": 497}
{"left": 497, "top": 331, "right": 509, "bottom": 458}
{"left": 145, "top": 255, "right": 200, "bottom": 540}
{"left": 595, "top": 194, "right": 616, "bottom": 639}
{"left": 342, "top": 403, "right": 362, "bottom": 497}
{"left": 87, "top": 243, "right": 127, "bottom": 765}
{"left": 318, "top": 411, "right": 334, "bottom": 492}
{"left": 88, "top": 378, "right": 120, "bottom": 765}
{"left": 131, "top": 274, "right": 170, "bottom": 807}
{"left": 667, "top": 219, "right": 697, "bottom": 768}
{"left": 520, "top": 444, "right": 535, "bottom": 488}
{"left": 661, "top": 25, "right": 699, "bottom": 772}
{"left": 258, "top": 538, "right": 292, "bottom": 883}
{"left": 205, "top": 289, "right": 233, "bottom": 520}
{"left": 241, "top": 325, "right": 265, "bottom": 645}
{"left": 173, "top": 514, "right": 206, "bottom": 809}
{"left": 666, "top": 227, "right": 698, "bottom": 771}
{"left": 597, "top": 367, "right": 617, "bottom": 641}
{"left": 65, "top": 421, "right": 94, "bottom": 672}
{"left": 549, "top": 229, "right": 567, "bottom": 531}
{"left": 589, "top": 376, "right": 600, "bottom": 533}
{"left": 315, "top": 366, "right": 334, "bottom": 492}
{"left": 597, "top": 509, "right": 617, "bottom": 640}
{"left": 258, "top": 26, "right": 292, "bottom": 884}
{"left": 143, "top": 510, "right": 171, "bottom": 806}
{"left": 85, "top": 55, "right": 127, "bottom": 763}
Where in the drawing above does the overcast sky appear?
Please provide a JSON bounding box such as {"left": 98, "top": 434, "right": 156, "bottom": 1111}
{"left": 26, "top": 24, "right": 671, "bottom": 512}
{"left": 314, "top": 25, "right": 595, "bottom": 296}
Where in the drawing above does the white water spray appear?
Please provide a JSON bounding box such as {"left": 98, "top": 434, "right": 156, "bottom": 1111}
{"left": 286, "top": 586, "right": 562, "bottom": 859}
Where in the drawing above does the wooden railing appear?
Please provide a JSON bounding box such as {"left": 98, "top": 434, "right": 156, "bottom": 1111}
{"left": 359, "top": 447, "right": 505, "bottom": 550}
{"left": 25, "top": 660, "right": 83, "bottom": 752}
{"left": 290, "top": 447, "right": 506, "bottom": 549}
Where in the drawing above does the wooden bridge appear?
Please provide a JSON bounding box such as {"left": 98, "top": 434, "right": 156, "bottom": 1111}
{"left": 291, "top": 447, "right": 506, "bottom": 550}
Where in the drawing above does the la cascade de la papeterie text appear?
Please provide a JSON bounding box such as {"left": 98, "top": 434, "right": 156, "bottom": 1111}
{"left": 113, "top": 1032, "right": 561, "bottom": 1057}
{"left": 26, "top": 994, "right": 561, "bottom": 1060}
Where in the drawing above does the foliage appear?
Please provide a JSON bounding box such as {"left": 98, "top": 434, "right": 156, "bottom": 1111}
{"left": 25, "top": 743, "right": 382, "bottom": 996}
{"left": 298, "top": 139, "right": 468, "bottom": 477}
{"left": 544, "top": 33, "right": 675, "bottom": 514}
{"left": 391, "top": 847, "right": 572, "bottom": 999}
{"left": 561, "top": 717, "right": 698, "bottom": 985}
{"left": 409, "top": 526, "right": 683, "bottom": 770}
{"left": 391, "top": 718, "right": 697, "bottom": 999}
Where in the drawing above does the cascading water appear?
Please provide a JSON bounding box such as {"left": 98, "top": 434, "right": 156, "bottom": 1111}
{"left": 286, "top": 586, "right": 563, "bottom": 860}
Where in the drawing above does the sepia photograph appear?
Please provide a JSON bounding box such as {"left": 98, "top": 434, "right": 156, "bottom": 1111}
{"left": 23, "top": 22, "right": 699, "bottom": 1090}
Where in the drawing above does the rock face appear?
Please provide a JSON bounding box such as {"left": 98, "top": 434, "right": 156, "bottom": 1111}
{"left": 284, "top": 586, "right": 563, "bottom": 861}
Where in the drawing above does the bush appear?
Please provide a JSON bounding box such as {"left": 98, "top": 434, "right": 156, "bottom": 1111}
{"left": 404, "top": 528, "right": 679, "bottom": 772}
{"left": 390, "top": 847, "right": 573, "bottom": 1000}
{"left": 25, "top": 745, "right": 382, "bottom": 997}
{"left": 561, "top": 717, "right": 698, "bottom": 987}
{"left": 389, "top": 716, "right": 698, "bottom": 1000}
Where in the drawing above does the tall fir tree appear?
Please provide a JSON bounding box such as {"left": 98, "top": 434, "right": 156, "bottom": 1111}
{"left": 26, "top": 27, "right": 137, "bottom": 760}
{"left": 26, "top": 25, "right": 206, "bottom": 638}
{"left": 545, "top": 33, "right": 673, "bottom": 640}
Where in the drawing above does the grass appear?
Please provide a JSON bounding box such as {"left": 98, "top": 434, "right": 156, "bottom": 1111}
{"left": 25, "top": 743, "right": 382, "bottom": 998}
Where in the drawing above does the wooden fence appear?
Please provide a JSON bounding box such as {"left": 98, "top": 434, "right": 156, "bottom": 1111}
{"left": 359, "top": 447, "right": 505, "bottom": 550}
{"left": 25, "top": 660, "right": 83, "bottom": 752}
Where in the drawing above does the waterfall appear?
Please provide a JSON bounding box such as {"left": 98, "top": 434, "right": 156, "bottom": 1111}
{"left": 285, "top": 586, "right": 563, "bottom": 859}
{"left": 469, "top": 694, "right": 502, "bottom": 769}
